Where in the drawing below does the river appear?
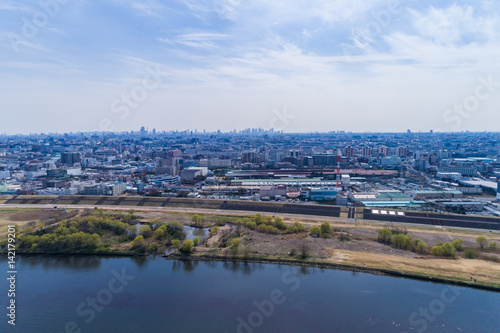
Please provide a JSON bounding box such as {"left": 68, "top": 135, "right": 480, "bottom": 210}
{"left": 0, "top": 255, "right": 499, "bottom": 332}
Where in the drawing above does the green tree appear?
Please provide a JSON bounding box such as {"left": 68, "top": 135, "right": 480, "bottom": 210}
{"left": 441, "top": 242, "right": 457, "bottom": 257}
{"left": 166, "top": 221, "right": 186, "bottom": 240}
{"left": 171, "top": 239, "right": 181, "bottom": 249}
{"left": 179, "top": 239, "right": 194, "bottom": 254}
{"left": 153, "top": 228, "right": 166, "bottom": 240}
{"left": 146, "top": 242, "right": 158, "bottom": 253}
{"left": 193, "top": 237, "right": 199, "bottom": 247}
{"left": 309, "top": 226, "right": 321, "bottom": 237}
{"left": 191, "top": 214, "right": 204, "bottom": 226}
{"left": 131, "top": 235, "right": 145, "bottom": 251}
{"left": 274, "top": 217, "right": 286, "bottom": 230}
{"left": 377, "top": 229, "right": 392, "bottom": 244}
{"left": 230, "top": 238, "right": 241, "bottom": 256}
{"left": 320, "top": 222, "right": 333, "bottom": 236}
{"left": 476, "top": 236, "right": 488, "bottom": 249}
{"left": 488, "top": 241, "right": 498, "bottom": 250}
{"left": 452, "top": 239, "right": 464, "bottom": 251}
{"left": 139, "top": 225, "right": 152, "bottom": 238}
{"left": 415, "top": 241, "right": 429, "bottom": 254}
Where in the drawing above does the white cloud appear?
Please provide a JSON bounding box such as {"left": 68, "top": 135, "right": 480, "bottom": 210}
{"left": 159, "top": 32, "right": 230, "bottom": 49}
{"left": 411, "top": 5, "right": 497, "bottom": 45}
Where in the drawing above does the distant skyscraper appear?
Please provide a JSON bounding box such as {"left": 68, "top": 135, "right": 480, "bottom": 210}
{"left": 397, "top": 147, "right": 407, "bottom": 156}
{"left": 380, "top": 146, "right": 389, "bottom": 156}
{"left": 362, "top": 147, "right": 372, "bottom": 157}
{"left": 344, "top": 146, "right": 354, "bottom": 158}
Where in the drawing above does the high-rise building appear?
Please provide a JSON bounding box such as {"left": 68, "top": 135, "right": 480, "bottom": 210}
{"left": 397, "top": 146, "right": 407, "bottom": 156}
{"left": 241, "top": 151, "right": 258, "bottom": 163}
{"left": 61, "top": 152, "right": 81, "bottom": 165}
{"left": 379, "top": 146, "right": 389, "bottom": 156}
{"left": 362, "top": 147, "right": 372, "bottom": 157}
{"left": 344, "top": 146, "right": 354, "bottom": 158}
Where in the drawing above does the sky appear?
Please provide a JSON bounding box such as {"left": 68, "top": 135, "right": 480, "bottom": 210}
{"left": 1, "top": 0, "right": 499, "bottom": 134}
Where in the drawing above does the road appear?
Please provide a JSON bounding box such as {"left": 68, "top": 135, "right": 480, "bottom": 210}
{"left": 2, "top": 203, "right": 499, "bottom": 234}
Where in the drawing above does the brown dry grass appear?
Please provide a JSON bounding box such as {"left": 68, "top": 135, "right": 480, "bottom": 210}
{"left": 326, "top": 249, "right": 500, "bottom": 287}
{"left": 0, "top": 209, "right": 59, "bottom": 235}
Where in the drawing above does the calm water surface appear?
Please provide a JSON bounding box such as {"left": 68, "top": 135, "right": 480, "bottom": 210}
{"left": 0, "top": 255, "right": 499, "bottom": 333}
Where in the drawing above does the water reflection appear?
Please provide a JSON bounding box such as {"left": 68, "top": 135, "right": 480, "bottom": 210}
{"left": 18, "top": 255, "right": 102, "bottom": 271}
{"left": 13, "top": 254, "right": 153, "bottom": 271}
{"left": 184, "top": 226, "right": 209, "bottom": 241}
{"left": 131, "top": 256, "right": 148, "bottom": 268}
{"left": 171, "top": 259, "right": 199, "bottom": 273}
{"left": 168, "top": 259, "right": 270, "bottom": 275}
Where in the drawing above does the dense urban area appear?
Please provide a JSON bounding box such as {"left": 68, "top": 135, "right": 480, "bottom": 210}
{"left": 1, "top": 129, "right": 500, "bottom": 216}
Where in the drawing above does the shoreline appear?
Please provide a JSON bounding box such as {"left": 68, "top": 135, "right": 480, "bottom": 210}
{"left": 1, "top": 250, "right": 499, "bottom": 292}
{"left": 163, "top": 253, "right": 500, "bottom": 292}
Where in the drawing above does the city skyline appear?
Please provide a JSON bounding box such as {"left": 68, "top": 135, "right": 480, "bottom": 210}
{"left": 2, "top": 1, "right": 500, "bottom": 134}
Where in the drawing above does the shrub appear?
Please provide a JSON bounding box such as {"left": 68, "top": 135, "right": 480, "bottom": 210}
{"left": 309, "top": 226, "right": 321, "bottom": 237}
{"left": 146, "top": 242, "right": 158, "bottom": 253}
{"left": 139, "top": 225, "right": 152, "bottom": 238}
{"left": 415, "top": 241, "right": 429, "bottom": 254}
{"left": 257, "top": 223, "right": 267, "bottom": 233}
{"left": 464, "top": 249, "right": 478, "bottom": 259}
{"left": 245, "top": 221, "right": 257, "bottom": 230}
{"left": 377, "top": 229, "right": 392, "bottom": 244}
{"left": 482, "top": 255, "right": 499, "bottom": 262}
{"left": 209, "top": 225, "right": 219, "bottom": 236}
{"left": 452, "top": 239, "right": 464, "bottom": 251}
{"left": 274, "top": 217, "right": 286, "bottom": 230}
{"left": 320, "top": 222, "right": 333, "bottom": 237}
{"left": 441, "top": 242, "right": 457, "bottom": 257}
{"left": 293, "top": 222, "right": 307, "bottom": 232}
{"left": 488, "top": 241, "right": 498, "bottom": 250}
{"left": 431, "top": 246, "right": 444, "bottom": 256}
{"left": 230, "top": 238, "right": 240, "bottom": 256}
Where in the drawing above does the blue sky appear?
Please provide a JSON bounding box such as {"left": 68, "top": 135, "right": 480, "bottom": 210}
{"left": 1, "top": 0, "right": 499, "bottom": 134}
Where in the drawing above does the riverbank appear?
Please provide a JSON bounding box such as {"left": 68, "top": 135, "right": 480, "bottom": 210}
{"left": 164, "top": 252, "right": 500, "bottom": 292}
{"left": 2, "top": 206, "right": 499, "bottom": 292}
